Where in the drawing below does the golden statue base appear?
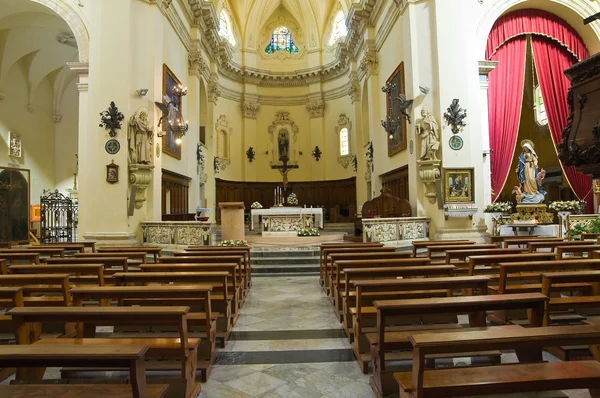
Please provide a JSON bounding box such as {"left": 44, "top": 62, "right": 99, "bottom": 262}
{"left": 510, "top": 204, "right": 553, "bottom": 224}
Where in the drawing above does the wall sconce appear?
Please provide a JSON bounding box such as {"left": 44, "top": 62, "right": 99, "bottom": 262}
{"left": 246, "top": 146, "right": 255, "bottom": 162}
{"left": 135, "top": 88, "right": 149, "bottom": 96}
{"left": 312, "top": 146, "right": 322, "bottom": 161}
{"left": 169, "top": 84, "right": 188, "bottom": 145}
{"left": 419, "top": 86, "right": 430, "bottom": 95}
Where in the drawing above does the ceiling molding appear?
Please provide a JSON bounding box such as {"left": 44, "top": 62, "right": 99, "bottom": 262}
{"left": 188, "top": 0, "right": 377, "bottom": 87}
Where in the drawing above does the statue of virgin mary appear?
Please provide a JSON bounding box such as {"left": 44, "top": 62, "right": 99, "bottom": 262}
{"left": 515, "top": 139, "right": 546, "bottom": 204}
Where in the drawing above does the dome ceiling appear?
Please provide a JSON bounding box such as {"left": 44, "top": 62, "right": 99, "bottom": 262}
{"left": 215, "top": 0, "right": 357, "bottom": 48}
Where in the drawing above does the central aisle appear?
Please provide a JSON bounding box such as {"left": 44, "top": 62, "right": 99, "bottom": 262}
{"left": 199, "top": 275, "right": 375, "bottom": 398}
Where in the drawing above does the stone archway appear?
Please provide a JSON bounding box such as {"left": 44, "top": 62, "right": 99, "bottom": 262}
{"left": 31, "top": 0, "right": 90, "bottom": 62}
{"left": 477, "top": 0, "right": 600, "bottom": 57}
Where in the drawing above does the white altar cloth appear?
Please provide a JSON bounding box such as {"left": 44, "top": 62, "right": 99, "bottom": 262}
{"left": 250, "top": 207, "right": 324, "bottom": 230}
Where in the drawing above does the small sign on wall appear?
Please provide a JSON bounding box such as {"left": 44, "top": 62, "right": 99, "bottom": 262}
{"left": 9, "top": 131, "right": 22, "bottom": 158}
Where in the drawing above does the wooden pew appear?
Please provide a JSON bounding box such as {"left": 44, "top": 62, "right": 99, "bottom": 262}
{"left": 0, "top": 253, "right": 40, "bottom": 265}
{"left": 411, "top": 240, "right": 471, "bottom": 257}
{"left": 113, "top": 271, "right": 229, "bottom": 338}
{"left": 395, "top": 325, "right": 600, "bottom": 398}
{"left": 97, "top": 246, "right": 162, "bottom": 263}
{"left": 556, "top": 244, "right": 600, "bottom": 259}
{"left": 70, "top": 284, "right": 216, "bottom": 381}
{"left": 370, "top": 293, "right": 548, "bottom": 397}
{"left": 0, "top": 385, "right": 168, "bottom": 398}
{"left": 528, "top": 239, "right": 593, "bottom": 253}
{"left": 31, "top": 241, "right": 96, "bottom": 253}
{"left": 10, "top": 306, "right": 200, "bottom": 398}
{"left": 489, "top": 235, "right": 537, "bottom": 245}
{"left": 347, "top": 273, "right": 487, "bottom": 373}
{"left": 0, "top": 344, "right": 160, "bottom": 398}
{"left": 9, "top": 264, "right": 105, "bottom": 287}
{"left": 177, "top": 249, "right": 252, "bottom": 290}
{"left": 28, "top": 244, "right": 86, "bottom": 254}
{"left": 0, "top": 248, "right": 65, "bottom": 258}
{"left": 324, "top": 249, "right": 402, "bottom": 296}
{"left": 466, "top": 252, "right": 558, "bottom": 278}
{"left": 331, "top": 258, "right": 432, "bottom": 319}
{"left": 73, "top": 251, "right": 147, "bottom": 265}
{"left": 542, "top": 270, "right": 600, "bottom": 326}
{"left": 318, "top": 243, "right": 384, "bottom": 287}
{"left": 425, "top": 244, "right": 495, "bottom": 263}
{"left": 0, "top": 242, "right": 11, "bottom": 249}
{"left": 501, "top": 236, "right": 563, "bottom": 248}
{"left": 0, "top": 274, "right": 72, "bottom": 307}
{"left": 444, "top": 248, "right": 527, "bottom": 267}
{"left": 45, "top": 256, "right": 129, "bottom": 273}
{"left": 0, "top": 286, "right": 24, "bottom": 339}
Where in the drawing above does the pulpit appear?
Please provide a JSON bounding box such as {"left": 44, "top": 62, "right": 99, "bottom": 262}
{"left": 218, "top": 202, "right": 245, "bottom": 241}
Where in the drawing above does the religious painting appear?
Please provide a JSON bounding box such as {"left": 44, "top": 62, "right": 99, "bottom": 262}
{"left": 0, "top": 167, "right": 30, "bottom": 243}
{"left": 162, "top": 64, "right": 182, "bottom": 160}
{"left": 106, "top": 162, "right": 119, "bottom": 184}
{"left": 386, "top": 62, "right": 408, "bottom": 157}
{"left": 278, "top": 129, "right": 290, "bottom": 161}
{"left": 443, "top": 168, "right": 474, "bottom": 203}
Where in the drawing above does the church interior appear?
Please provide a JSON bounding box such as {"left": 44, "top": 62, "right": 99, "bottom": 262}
{"left": 2, "top": 0, "right": 600, "bottom": 397}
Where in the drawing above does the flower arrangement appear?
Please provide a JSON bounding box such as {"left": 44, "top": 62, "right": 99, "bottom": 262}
{"left": 218, "top": 240, "right": 248, "bottom": 247}
{"left": 297, "top": 227, "right": 320, "bottom": 237}
{"left": 483, "top": 202, "right": 512, "bottom": 213}
{"left": 548, "top": 200, "right": 581, "bottom": 212}
{"left": 287, "top": 193, "right": 298, "bottom": 206}
{"left": 251, "top": 201, "right": 263, "bottom": 209}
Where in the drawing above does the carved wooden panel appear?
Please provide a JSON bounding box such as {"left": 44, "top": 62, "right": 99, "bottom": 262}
{"left": 161, "top": 169, "right": 191, "bottom": 219}
{"left": 381, "top": 166, "right": 409, "bottom": 201}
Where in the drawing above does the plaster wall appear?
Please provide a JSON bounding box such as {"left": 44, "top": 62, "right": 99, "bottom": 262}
{"left": 53, "top": 78, "right": 78, "bottom": 193}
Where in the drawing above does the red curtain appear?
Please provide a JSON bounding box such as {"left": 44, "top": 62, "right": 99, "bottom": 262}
{"left": 531, "top": 36, "right": 594, "bottom": 213}
{"left": 488, "top": 37, "right": 527, "bottom": 201}
{"left": 487, "top": 9, "right": 588, "bottom": 62}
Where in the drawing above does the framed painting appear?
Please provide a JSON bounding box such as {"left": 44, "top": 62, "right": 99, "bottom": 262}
{"left": 443, "top": 168, "right": 474, "bottom": 203}
{"left": 386, "top": 62, "right": 408, "bottom": 157}
{"left": 162, "top": 64, "right": 182, "bottom": 160}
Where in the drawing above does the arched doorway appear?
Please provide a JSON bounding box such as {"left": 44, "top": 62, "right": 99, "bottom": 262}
{"left": 486, "top": 8, "right": 595, "bottom": 212}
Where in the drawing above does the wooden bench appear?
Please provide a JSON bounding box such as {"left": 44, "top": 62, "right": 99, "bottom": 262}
{"left": 0, "top": 248, "right": 65, "bottom": 258}
{"left": 0, "top": 253, "right": 40, "bottom": 265}
{"left": 0, "top": 242, "right": 11, "bottom": 249}
{"left": 0, "top": 274, "right": 72, "bottom": 307}
{"left": 8, "top": 264, "right": 105, "bottom": 287}
{"left": 411, "top": 240, "right": 471, "bottom": 257}
{"left": 97, "top": 246, "right": 162, "bottom": 263}
{"left": 178, "top": 249, "right": 252, "bottom": 290}
{"left": 113, "top": 271, "right": 227, "bottom": 352}
{"left": 557, "top": 244, "right": 600, "bottom": 259}
{"left": 70, "top": 284, "right": 217, "bottom": 381}
{"left": 444, "top": 248, "right": 527, "bottom": 266}
{"left": 347, "top": 274, "right": 486, "bottom": 373}
{"left": 9, "top": 306, "right": 200, "bottom": 398}
{"left": 45, "top": 256, "right": 129, "bottom": 273}
{"left": 370, "top": 293, "right": 548, "bottom": 397}
{"left": 0, "top": 344, "right": 159, "bottom": 398}
{"left": 73, "top": 252, "right": 147, "bottom": 265}
{"left": 527, "top": 239, "right": 590, "bottom": 253}
{"left": 0, "top": 385, "right": 169, "bottom": 398}
{"left": 32, "top": 241, "right": 96, "bottom": 252}
{"left": 325, "top": 250, "right": 407, "bottom": 296}
{"left": 466, "top": 252, "right": 558, "bottom": 278}
{"left": 319, "top": 243, "right": 384, "bottom": 286}
{"left": 395, "top": 324, "right": 600, "bottom": 398}
{"left": 425, "top": 244, "right": 495, "bottom": 263}
{"left": 501, "top": 236, "right": 563, "bottom": 248}
{"left": 542, "top": 270, "right": 600, "bottom": 324}
{"left": 331, "top": 258, "right": 432, "bottom": 319}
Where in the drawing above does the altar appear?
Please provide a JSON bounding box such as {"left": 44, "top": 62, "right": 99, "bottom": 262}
{"left": 250, "top": 208, "right": 324, "bottom": 237}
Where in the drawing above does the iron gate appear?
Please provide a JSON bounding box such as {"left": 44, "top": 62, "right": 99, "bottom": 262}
{"left": 40, "top": 190, "right": 77, "bottom": 243}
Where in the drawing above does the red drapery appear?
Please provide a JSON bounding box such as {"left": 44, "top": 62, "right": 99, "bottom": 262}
{"left": 531, "top": 36, "right": 594, "bottom": 213}
{"left": 488, "top": 37, "right": 527, "bottom": 201}
{"left": 486, "top": 9, "right": 591, "bottom": 208}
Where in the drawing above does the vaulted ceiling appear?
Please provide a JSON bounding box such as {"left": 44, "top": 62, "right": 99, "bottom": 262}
{"left": 212, "top": 0, "right": 357, "bottom": 48}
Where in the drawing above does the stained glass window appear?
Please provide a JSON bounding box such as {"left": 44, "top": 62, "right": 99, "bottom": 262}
{"left": 265, "top": 26, "right": 298, "bottom": 54}
{"left": 533, "top": 85, "right": 547, "bottom": 126}
{"left": 328, "top": 11, "right": 347, "bottom": 46}
{"left": 340, "top": 128, "right": 349, "bottom": 156}
{"left": 218, "top": 10, "right": 236, "bottom": 46}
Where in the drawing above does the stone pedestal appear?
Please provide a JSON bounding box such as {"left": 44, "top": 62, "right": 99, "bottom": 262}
{"left": 417, "top": 160, "right": 441, "bottom": 204}
{"left": 218, "top": 202, "right": 246, "bottom": 241}
{"left": 129, "top": 164, "right": 154, "bottom": 209}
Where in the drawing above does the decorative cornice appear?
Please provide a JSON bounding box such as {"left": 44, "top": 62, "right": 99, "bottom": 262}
{"left": 188, "top": 0, "right": 375, "bottom": 87}
{"left": 67, "top": 61, "right": 89, "bottom": 75}
{"left": 207, "top": 73, "right": 221, "bottom": 104}
{"left": 241, "top": 94, "right": 260, "bottom": 119}
{"left": 306, "top": 97, "right": 325, "bottom": 119}
{"left": 358, "top": 41, "right": 378, "bottom": 81}
{"left": 188, "top": 46, "right": 208, "bottom": 78}
{"left": 348, "top": 71, "right": 361, "bottom": 103}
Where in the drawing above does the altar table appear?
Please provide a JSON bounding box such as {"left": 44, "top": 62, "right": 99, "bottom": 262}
{"left": 250, "top": 208, "right": 323, "bottom": 237}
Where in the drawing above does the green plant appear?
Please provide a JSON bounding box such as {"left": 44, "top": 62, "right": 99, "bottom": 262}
{"left": 569, "top": 219, "right": 600, "bottom": 240}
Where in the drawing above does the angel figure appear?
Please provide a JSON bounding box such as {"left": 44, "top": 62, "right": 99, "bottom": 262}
{"left": 154, "top": 94, "right": 179, "bottom": 129}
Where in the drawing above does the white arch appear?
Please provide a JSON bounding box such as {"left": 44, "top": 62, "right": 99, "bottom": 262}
{"left": 30, "top": 0, "right": 90, "bottom": 62}
{"left": 476, "top": 0, "right": 600, "bottom": 58}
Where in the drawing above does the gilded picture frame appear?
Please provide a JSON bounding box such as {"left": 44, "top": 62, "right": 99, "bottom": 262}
{"left": 443, "top": 168, "right": 474, "bottom": 203}
{"left": 106, "top": 162, "right": 119, "bottom": 184}
{"left": 386, "top": 62, "right": 408, "bottom": 157}
{"left": 162, "top": 64, "right": 182, "bottom": 160}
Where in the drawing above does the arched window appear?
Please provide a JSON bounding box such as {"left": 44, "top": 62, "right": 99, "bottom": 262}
{"left": 339, "top": 128, "right": 349, "bottom": 156}
{"left": 265, "top": 26, "right": 298, "bottom": 54}
{"left": 533, "top": 85, "right": 547, "bottom": 126}
{"left": 328, "top": 11, "right": 347, "bottom": 46}
{"left": 218, "top": 9, "right": 236, "bottom": 46}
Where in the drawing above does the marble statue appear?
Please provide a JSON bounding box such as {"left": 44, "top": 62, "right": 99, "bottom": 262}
{"left": 515, "top": 139, "right": 546, "bottom": 204}
{"left": 415, "top": 108, "right": 440, "bottom": 161}
{"left": 128, "top": 108, "right": 153, "bottom": 164}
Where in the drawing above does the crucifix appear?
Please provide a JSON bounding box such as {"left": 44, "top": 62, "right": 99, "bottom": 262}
{"left": 271, "top": 156, "right": 298, "bottom": 191}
